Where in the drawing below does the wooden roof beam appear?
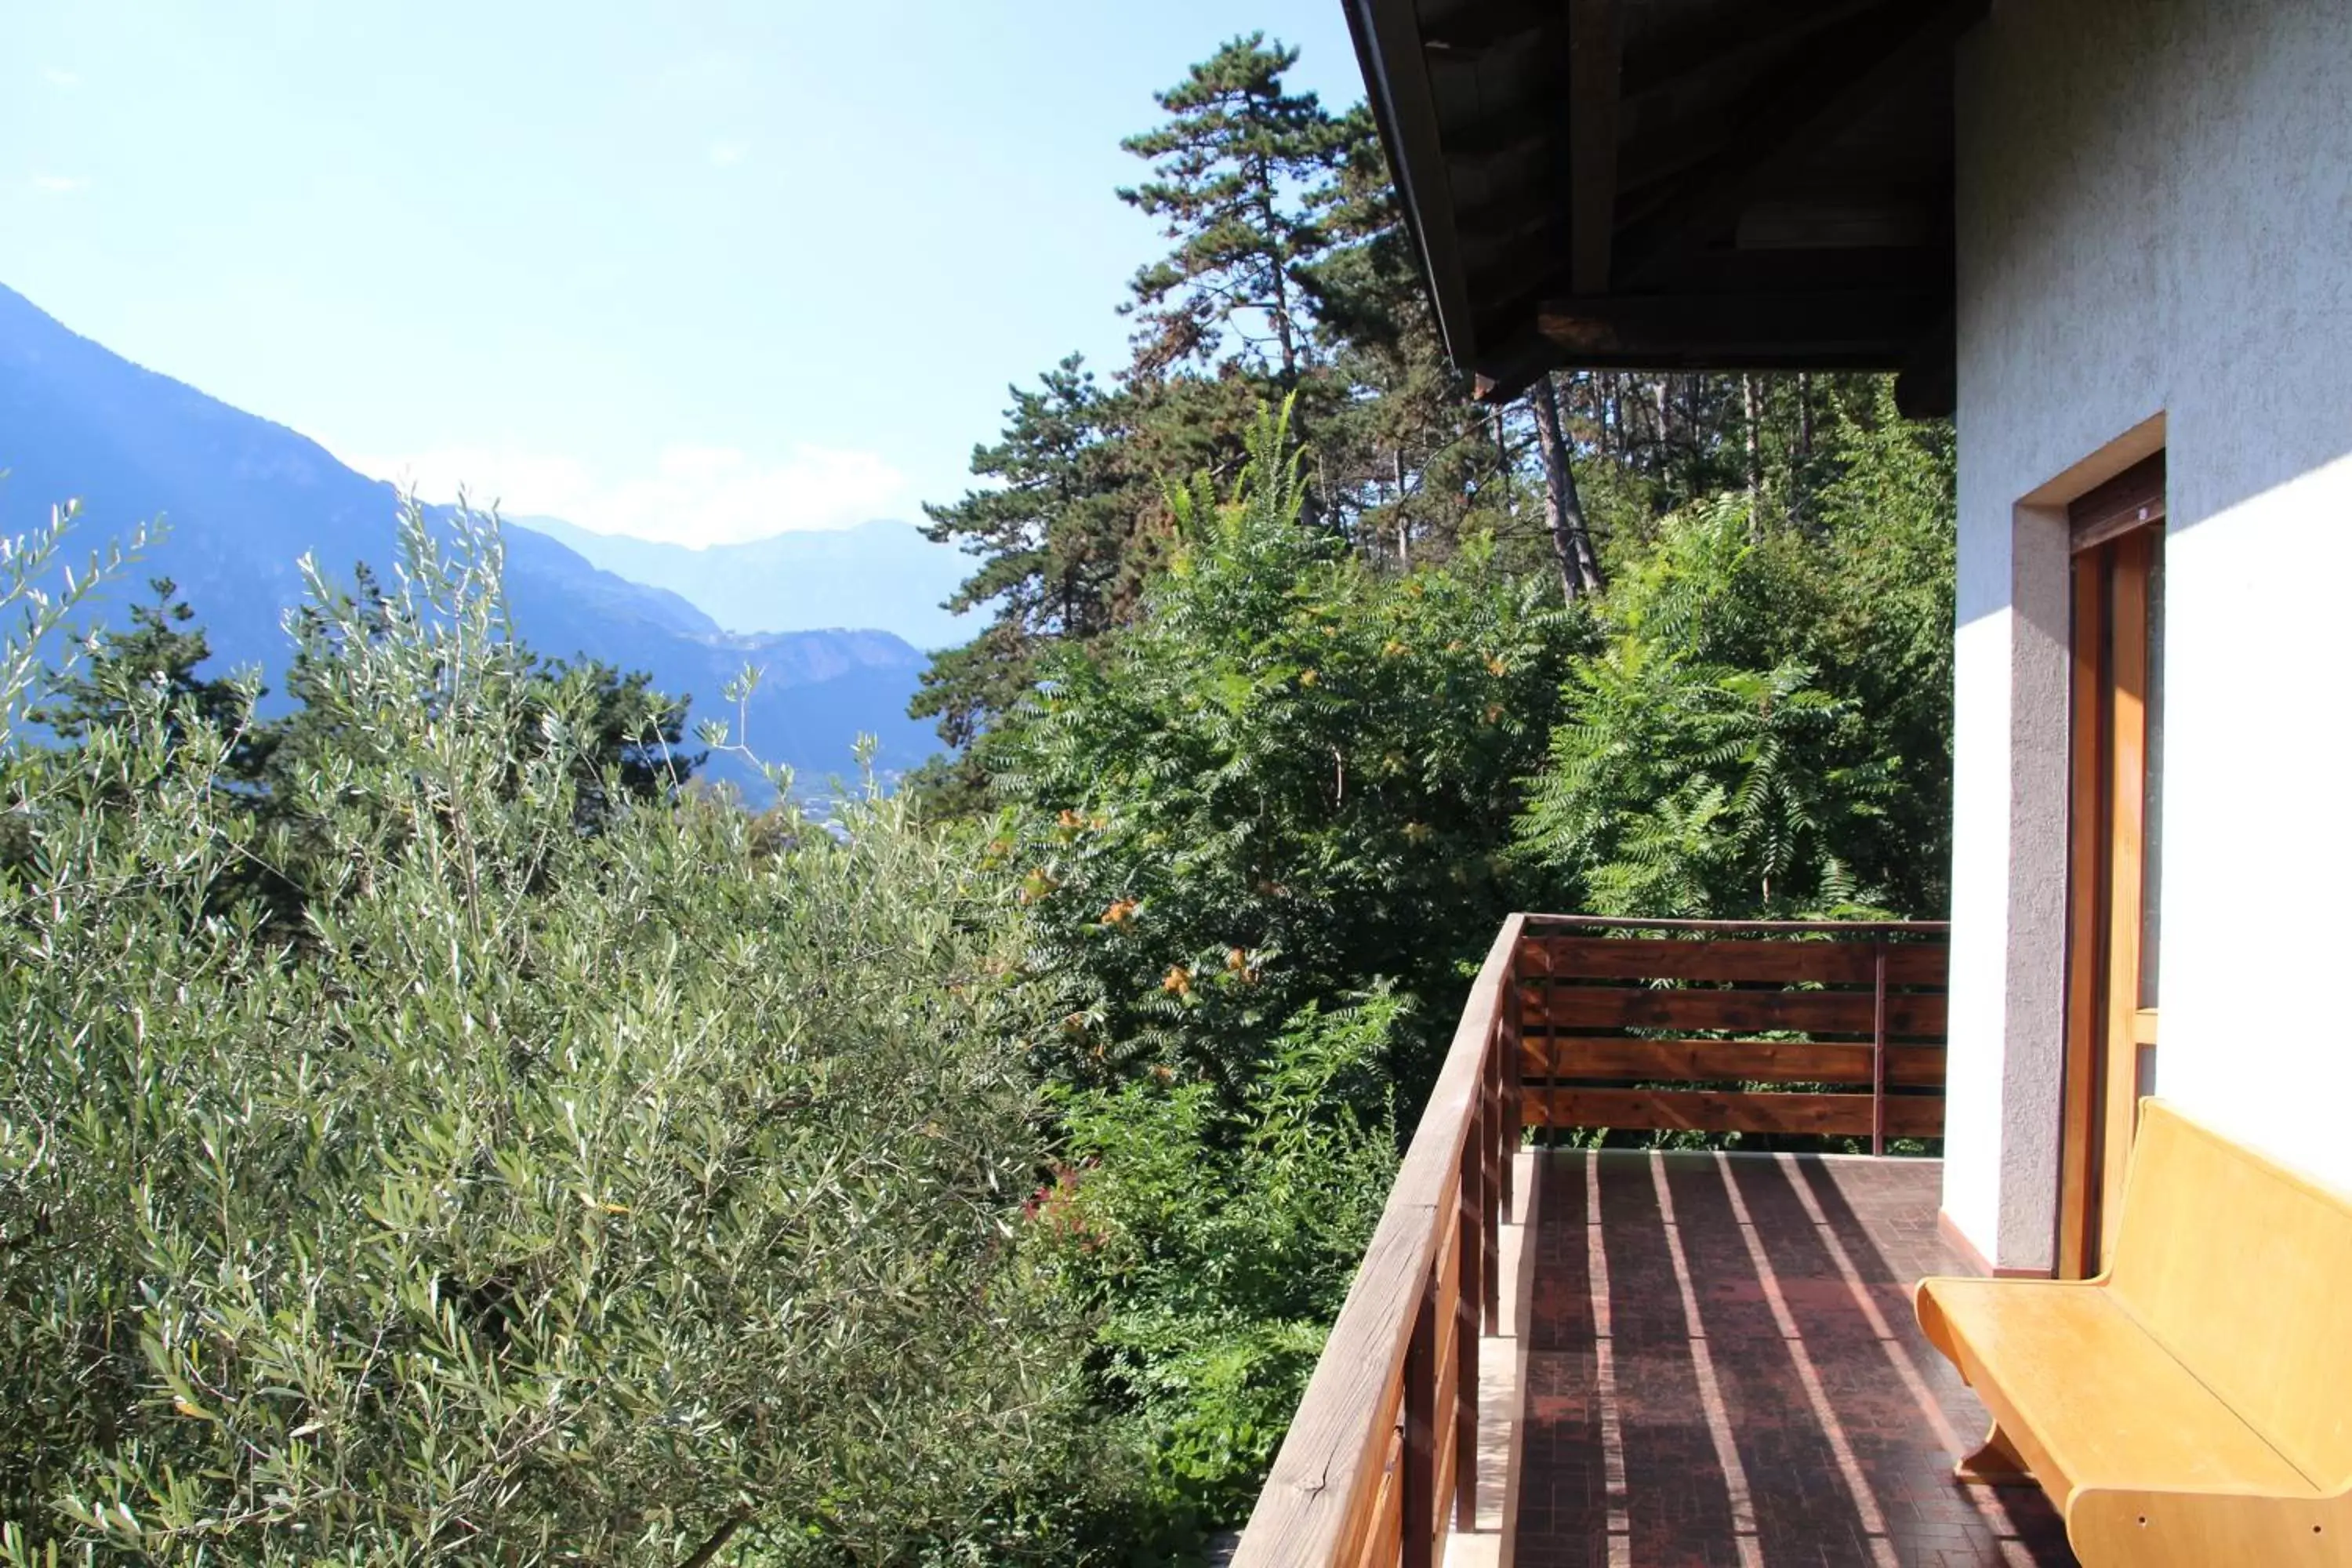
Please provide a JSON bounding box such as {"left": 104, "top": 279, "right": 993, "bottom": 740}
{"left": 1614, "top": 0, "right": 1986, "bottom": 288}
{"left": 1462, "top": 229, "right": 1947, "bottom": 325}
{"left": 1468, "top": 285, "right": 1944, "bottom": 400}
{"left": 1568, "top": 0, "right": 1626, "bottom": 295}
{"left": 1535, "top": 289, "right": 1940, "bottom": 361}
{"left": 1345, "top": 0, "right": 1482, "bottom": 365}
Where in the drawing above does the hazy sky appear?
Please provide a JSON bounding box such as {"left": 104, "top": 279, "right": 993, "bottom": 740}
{"left": 1, "top": 2, "right": 1364, "bottom": 547}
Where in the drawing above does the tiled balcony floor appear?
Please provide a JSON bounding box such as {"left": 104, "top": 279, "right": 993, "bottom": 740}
{"left": 1512, "top": 1152, "right": 2076, "bottom": 1568}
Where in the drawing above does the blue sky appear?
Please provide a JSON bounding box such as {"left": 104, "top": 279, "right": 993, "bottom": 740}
{"left": 2, "top": 2, "right": 1364, "bottom": 547}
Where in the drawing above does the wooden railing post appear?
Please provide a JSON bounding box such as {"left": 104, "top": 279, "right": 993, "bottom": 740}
{"left": 1480, "top": 1017, "right": 1501, "bottom": 1337}
{"left": 1501, "top": 952, "right": 1523, "bottom": 1223}
{"left": 1402, "top": 1276, "right": 1437, "bottom": 1568}
{"left": 1871, "top": 939, "right": 1890, "bottom": 1156}
{"left": 1457, "top": 1112, "right": 1483, "bottom": 1533}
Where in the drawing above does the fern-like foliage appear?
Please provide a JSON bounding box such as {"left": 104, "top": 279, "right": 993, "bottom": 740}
{"left": 990, "top": 397, "right": 1587, "bottom": 1100}
{"left": 1515, "top": 498, "right": 1904, "bottom": 918}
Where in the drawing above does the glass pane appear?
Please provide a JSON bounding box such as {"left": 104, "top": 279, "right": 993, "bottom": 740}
{"left": 2139, "top": 528, "right": 2165, "bottom": 1010}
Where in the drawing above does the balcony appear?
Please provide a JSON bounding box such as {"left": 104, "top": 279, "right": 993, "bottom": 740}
{"left": 1234, "top": 916, "right": 2077, "bottom": 1568}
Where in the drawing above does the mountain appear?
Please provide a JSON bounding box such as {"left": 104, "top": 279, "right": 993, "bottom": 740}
{"left": 0, "top": 283, "right": 939, "bottom": 797}
{"left": 512, "top": 514, "right": 975, "bottom": 650}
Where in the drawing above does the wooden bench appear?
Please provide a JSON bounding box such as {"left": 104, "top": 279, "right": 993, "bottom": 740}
{"left": 1915, "top": 1100, "right": 2352, "bottom": 1565}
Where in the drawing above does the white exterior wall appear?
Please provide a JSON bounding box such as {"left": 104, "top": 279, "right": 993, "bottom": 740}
{"left": 1945, "top": 0, "right": 2352, "bottom": 1269}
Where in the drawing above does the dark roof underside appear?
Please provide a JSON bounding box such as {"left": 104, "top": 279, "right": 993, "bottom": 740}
{"left": 1343, "top": 0, "right": 1981, "bottom": 413}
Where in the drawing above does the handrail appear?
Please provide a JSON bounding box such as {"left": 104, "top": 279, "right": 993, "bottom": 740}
{"left": 1525, "top": 913, "right": 1951, "bottom": 934}
{"left": 1234, "top": 913, "right": 1955, "bottom": 1567}
{"left": 1232, "top": 914, "right": 1524, "bottom": 1568}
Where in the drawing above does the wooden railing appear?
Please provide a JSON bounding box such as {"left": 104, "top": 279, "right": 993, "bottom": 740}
{"left": 1231, "top": 915, "right": 1524, "bottom": 1568}
{"left": 1519, "top": 915, "right": 1951, "bottom": 1152}
{"left": 1232, "top": 914, "right": 1949, "bottom": 1568}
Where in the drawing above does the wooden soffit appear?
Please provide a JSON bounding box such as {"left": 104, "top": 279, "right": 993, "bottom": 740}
{"left": 1341, "top": 0, "right": 1987, "bottom": 415}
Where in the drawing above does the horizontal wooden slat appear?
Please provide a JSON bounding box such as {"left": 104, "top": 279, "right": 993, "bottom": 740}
{"left": 1521, "top": 984, "right": 1946, "bottom": 1036}
{"left": 1522, "top": 935, "right": 1947, "bottom": 987}
{"left": 1534, "top": 1086, "right": 1944, "bottom": 1138}
{"left": 1523, "top": 1036, "right": 1946, "bottom": 1088}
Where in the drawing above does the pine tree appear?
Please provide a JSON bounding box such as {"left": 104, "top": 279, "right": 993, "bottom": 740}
{"left": 909, "top": 355, "right": 1148, "bottom": 807}
{"left": 34, "top": 576, "right": 265, "bottom": 775}
{"left": 1299, "top": 103, "right": 1516, "bottom": 567}
{"left": 1117, "top": 34, "right": 1348, "bottom": 386}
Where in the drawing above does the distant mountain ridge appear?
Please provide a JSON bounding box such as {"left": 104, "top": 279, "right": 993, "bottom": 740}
{"left": 511, "top": 514, "right": 974, "bottom": 650}
{"left": 0, "top": 283, "right": 939, "bottom": 797}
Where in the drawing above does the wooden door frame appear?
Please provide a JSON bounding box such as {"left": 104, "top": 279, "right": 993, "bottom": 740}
{"left": 2056, "top": 452, "right": 2164, "bottom": 1280}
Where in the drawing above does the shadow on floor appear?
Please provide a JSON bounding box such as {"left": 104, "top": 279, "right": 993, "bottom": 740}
{"left": 1512, "top": 1151, "right": 2075, "bottom": 1568}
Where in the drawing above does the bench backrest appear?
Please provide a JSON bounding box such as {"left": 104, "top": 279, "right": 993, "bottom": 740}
{"left": 2109, "top": 1099, "right": 2352, "bottom": 1491}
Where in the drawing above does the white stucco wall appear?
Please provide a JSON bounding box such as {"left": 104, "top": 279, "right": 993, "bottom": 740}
{"left": 1946, "top": 0, "right": 2352, "bottom": 1269}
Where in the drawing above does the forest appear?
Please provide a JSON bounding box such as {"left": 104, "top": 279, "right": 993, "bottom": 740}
{"left": 0, "top": 34, "right": 1953, "bottom": 1568}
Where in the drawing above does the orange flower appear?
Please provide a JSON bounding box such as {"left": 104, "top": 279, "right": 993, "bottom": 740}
{"left": 1101, "top": 898, "right": 1139, "bottom": 927}
{"left": 1162, "top": 964, "right": 1193, "bottom": 997}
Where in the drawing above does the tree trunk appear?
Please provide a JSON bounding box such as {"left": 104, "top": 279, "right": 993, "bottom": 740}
{"left": 1530, "top": 372, "right": 1605, "bottom": 604}
{"left": 1744, "top": 372, "right": 1764, "bottom": 539}
{"left": 1256, "top": 152, "right": 1300, "bottom": 387}
{"left": 1394, "top": 449, "right": 1410, "bottom": 568}
{"left": 1494, "top": 408, "right": 1512, "bottom": 519}
{"left": 1795, "top": 370, "right": 1814, "bottom": 532}
{"left": 1652, "top": 376, "right": 1671, "bottom": 484}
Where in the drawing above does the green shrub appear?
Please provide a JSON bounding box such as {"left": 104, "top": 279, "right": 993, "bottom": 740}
{"left": 992, "top": 402, "right": 1584, "bottom": 1102}
{"left": 1515, "top": 461, "right": 1951, "bottom": 920}
{"left": 983, "top": 405, "right": 1570, "bottom": 1541}
{"left": 1044, "top": 997, "right": 1398, "bottom": 1533}
{"left": 0, "top": 504, "right": 1117, "bottom": 1566}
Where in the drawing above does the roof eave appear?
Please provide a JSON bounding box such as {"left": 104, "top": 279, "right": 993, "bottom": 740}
{"left": 1342, "top": 0, "right": 1483, "bottom": 371}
